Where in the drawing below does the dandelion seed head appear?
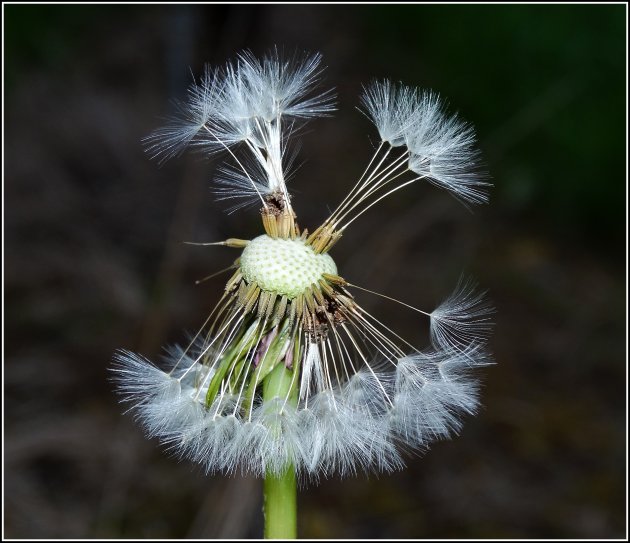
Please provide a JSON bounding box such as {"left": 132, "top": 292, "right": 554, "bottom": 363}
{"left": 114, "top": 49, "right": 494, "bottom": 479}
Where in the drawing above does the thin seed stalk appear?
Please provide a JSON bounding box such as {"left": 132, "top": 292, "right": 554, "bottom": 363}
{"left": 262, "top": 357, "right": 299, "bottom": 539}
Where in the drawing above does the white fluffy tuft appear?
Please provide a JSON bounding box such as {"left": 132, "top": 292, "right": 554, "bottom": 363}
{"left": 360, "top": 80, "right": 418, "bottom": 147}
{"left": 430, "top": 278, "right": 495, "bottom": 353}
{"left": 390, "top": 345, "right": 491, "bottom": 446}
{"left": 143, "top": 66, "right": 222, "bottom": 164}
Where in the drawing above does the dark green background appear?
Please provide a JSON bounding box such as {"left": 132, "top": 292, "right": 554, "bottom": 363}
{"left": 4, "top": 4, "right": 626, "bottom": 539}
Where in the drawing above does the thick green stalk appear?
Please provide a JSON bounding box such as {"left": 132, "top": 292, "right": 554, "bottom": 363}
{"left": 264, "top": 464, "right": 297, "bottom": 539}
{"left": 262, "top": 359, "right": 298, "bottom": 539}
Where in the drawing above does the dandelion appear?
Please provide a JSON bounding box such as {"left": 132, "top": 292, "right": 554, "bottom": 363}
{"left": 112, "top": 49, "right": 494, "bottom": 539}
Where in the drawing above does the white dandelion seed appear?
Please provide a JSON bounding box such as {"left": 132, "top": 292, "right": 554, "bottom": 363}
{"left": 430, "top": 277, "right": 495, "bottom": 353}
{"left": 359, "top": 79, "right": 419, "bottom": 147}
{"left": 143, "top": 65, "right": 223, "bottom": 164}
{"left": 112, "top": 49, "right": 494, "bottom": 485}
{"left": 391, "top": 344, "right": 493, "bottom": 446}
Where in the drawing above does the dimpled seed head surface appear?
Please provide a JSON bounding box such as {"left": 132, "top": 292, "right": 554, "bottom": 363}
{"left": 240, "top": 235, "right": 337, "bottom": 298}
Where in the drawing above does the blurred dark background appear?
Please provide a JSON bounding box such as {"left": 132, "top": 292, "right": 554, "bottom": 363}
{"left": 4, "top": 4, "right": 626, "bottom": 539}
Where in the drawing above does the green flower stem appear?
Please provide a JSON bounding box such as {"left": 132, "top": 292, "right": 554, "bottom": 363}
{"left": 264, "top": 464, "right": 297, "bottom": 539}
{"left": 262, "top": 360, "right": 298, "bottom": 539}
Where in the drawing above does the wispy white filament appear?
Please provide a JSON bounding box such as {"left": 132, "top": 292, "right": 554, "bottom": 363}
{"left": 143, "top": 66, "right": 222, "bottom": 163}
{"left": 430, "top": 278, "right": 495, "bottom": 353}
{"left": 360, "top": 80, "right": 419, "bottom": 147}
{"left": 406, "top": 111, "right": 489, "bottom": 205}
{"left": 391, "top": 344, "right": 492, "bottom": 444}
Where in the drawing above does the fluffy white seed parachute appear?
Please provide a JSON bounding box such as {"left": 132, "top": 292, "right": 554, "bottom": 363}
{"left": 430, "top": 278, "right": 495, "bottom": 353}
{"left": 360, "top": 80, "right": 419, "bottom": 147}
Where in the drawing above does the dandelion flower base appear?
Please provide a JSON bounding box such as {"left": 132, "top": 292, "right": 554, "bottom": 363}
{"left": 241, "top": 235, "right": 337, "bottom": 299}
